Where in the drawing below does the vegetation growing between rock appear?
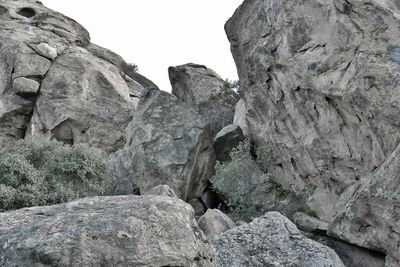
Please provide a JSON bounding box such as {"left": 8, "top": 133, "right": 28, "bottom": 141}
{"left": 211, "top": 139, "right": 310, "bottom": 221}
{"left": 0, "top": 138, "right": 114, "bottom": 211}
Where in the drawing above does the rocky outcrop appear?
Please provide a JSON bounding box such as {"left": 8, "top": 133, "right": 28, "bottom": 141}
{"left": 0, "top": 0, "right": 154, "bottom": 152}
{"left": 305, "top": 231, "right": 386, "bottom": 267}
{"left": 0, "top": 195, "right": 214, "bottom": 266}
{"left": 328, "top": 143, "right": 400, "bottom": 266}
{"left": 213, "top": 212, "right": 344, "bottom": 267}
{"left": 233, "top": 99, "right": 248, "bottom": 136}
{"left": 225, "top": 0, "right": 400, "bottom": 222}
{"left": 214, "top": 124, "right": 245, "bottom": 162}
{"left": 169, "top": 63, "right": 239, "bottom": 134}
{"left": 198, "top": 209, "right": 236, "bottom": 239}
{"left": 110, "top": 90, "right": 215, "bottom": 201}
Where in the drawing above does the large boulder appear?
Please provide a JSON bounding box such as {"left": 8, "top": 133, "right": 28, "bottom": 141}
{"left": 212, "top": 212, "right": 344, "bottom": 267}
{"left": 0, "top": 195, "right": 214, "bottom": 266}
{"left": 110, "top": 90, "right": 215, "bottom": 201}
{"left": 169, "top": 63, "right": 239, "bottom": 134}
{"left": 328, "top": 143, "right": 400, "bottom": 266}
{"left": 0, "top": 0, "right": 155, "bottom": 152}
{"left": 225, "top": 0, "right": 400, "bottom": 222}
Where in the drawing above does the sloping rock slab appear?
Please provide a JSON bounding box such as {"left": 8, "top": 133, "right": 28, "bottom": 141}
{"left": 329, "top": 143, "right": 400, "bottom": 265}
{"left": 0, "top": 195, "right": 214, "bottom": 266}
{"left": 213, "top": 212, "right": 344, "bottom": 267}
{"left": 110, "top": 90, "right": 215, "bottom": 201}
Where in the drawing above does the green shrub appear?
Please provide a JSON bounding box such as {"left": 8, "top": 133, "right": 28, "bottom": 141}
{"left": 198, "top": 98, "right": 236, "bottom": 135}
{"left": 210, "top": 139, "right": 260, "bottom": 218}
{"left": 0, "top": 138, "right": 114, "bottom": 211}
{"left": 211, "top": 139, "right": 308, "bottom": 221}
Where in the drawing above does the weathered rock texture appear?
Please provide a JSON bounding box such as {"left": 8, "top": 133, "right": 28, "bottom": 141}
{"left": 226, "top": 0, "right": 400, "bottom": 222}
{"left": 169, "top": 63, "right": 239, "bottom": 134}
{"left": 198, "top": 209, "right": 236, "bottom": 239}
{"left": 328, "top": 143, "right": 400, "bottom": 265}
{"left": 110, "top": 90, "right": 215, "bottom": 201}
{"left": 0, "top": 0, "right": 155, "bottom": 152}
{"left": 214, "top": 124, "right": 245, "bottom": 162}
{"left": 304, "top": 231, "right": 386, "bottom": 267}
{"left": 0, "top": 195, "right": 214, "bottom": 266}
{"left": 213, "top": 212, "right": 344, "bottom": 267}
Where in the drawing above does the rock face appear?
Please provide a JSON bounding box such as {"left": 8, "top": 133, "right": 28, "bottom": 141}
{"left": 110, "top": 90, "right": 215, "bottom": 201}
{"left": 328, "top": 143, "right": 400, "bottom": 266}
{"left": 233, "top": 99, "right": 248, "bottom": 136}
{"left": 169, "top": 63, "right": 239, "bottom": 134}
{"left": 226, "top": 0, "right": 400, "bottom": 222}
{"left": 198, "top": 209, "right": 236, "bottom": 239}
{"left": 0, "top": 195, "right": 214, "bottom": 266}
{"left": 0, "top": 0, "right": 155, "bottom": 152}
{"left": 214, "top": 124, "right": 245, "bottom": 162}
{"left": 213, "top": 212, "right": 344, "bottom": 267}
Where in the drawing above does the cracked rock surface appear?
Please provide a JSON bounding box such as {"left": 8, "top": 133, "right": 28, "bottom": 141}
{"left": 213, "top": 212, "right": 344, "bottom": 267}
{"left": 110, "top": 90, "right": 216, "bottom": 201}
{"left": 0, "top": 195, "right": 214, "bottom": 267}
{"left": 225, "top": 0, "right": 400, "bottom": 222}
{"left": 0, "top": 0, "right": 152, "bottom": 152}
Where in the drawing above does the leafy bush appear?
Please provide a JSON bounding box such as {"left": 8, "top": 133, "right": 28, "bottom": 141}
{"left": 211, "top": 139, "right": 309, "bottom": 221}
{"left": 210, "top": 139, "right": 260, "bottom": 218}
{"left": 0, "top": 138, "right": 114, "bottom": 211}
{"left": 225, "top": 79, "right": 240, "bottom": 92}
{"left": 127, "top": 62, "right": 138, "bottom": 72}
{"left": 198, "top": 100, "right": 236, "bottom": 135}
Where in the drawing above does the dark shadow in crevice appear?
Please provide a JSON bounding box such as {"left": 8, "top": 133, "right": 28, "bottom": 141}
{"left": 17, "top": 7, "right": 36, "bottom": 18}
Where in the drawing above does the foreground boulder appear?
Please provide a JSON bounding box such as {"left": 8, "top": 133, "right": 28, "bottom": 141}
{"left": 328, "top": 143, "right": 400, "bottom": 266}
{"left": 0, "top": 0, "right": 155, "bottom": 152}
{"left": 213, "top": 212, "right": 344, "bottom": 266}
{"left": 110, "top": 90, "right": 215, "bottom": 201}
{"left": 226, "top": 0, "right": 400, "bottom": 222}
{"left": 0, "top": 195, "right": 214, "bottom": 266}
{"left": 169, "top": 63, "right": 239, "bottom": 134}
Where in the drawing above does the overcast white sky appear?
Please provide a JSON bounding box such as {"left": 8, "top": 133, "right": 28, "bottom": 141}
{"left": 41, "top": 0, "right": 243, "bottom": 91}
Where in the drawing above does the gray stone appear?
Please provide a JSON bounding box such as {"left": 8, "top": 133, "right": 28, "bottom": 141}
{"left": 169, "top": 63, "right": 239, "bottom": 134}
{"left": 212, "top": 212, "right": 344, "bottom": 267}
{"left": 189, "top": 198, "right": 206, "bottom": 218}
{"left": 198, "top": 209, "right": 236, "bottom": 239}
{"left": 110, "top": 90, "right": 215, "bottom": 201}
{"left": 0, "top": 195, "right": 214, "bottom": 266}
{"left": 225, "top": 0, "right": 400, "bottom": 222}
{"left": 214, "top": 124, "right": 245, "bottom": 162}
{"left": 12, "top": 77, "right": 40, "bottom": 95}
{"left": 27, "top": 46, "right": 136, "bottom": 153}
{"left": 13, "top": 53, "right": 51, "bottom": 78}
{"left": 328, "top": 143, "right": 400, "bottom": 264}
{"left": 304, "top": 231, "right": 386, "bottom": 267}
{"left": 0, "top": 95, "right": 33, "bottom": 149}
{"left": 144, "top": 184, "right": 178, "bottom": 198}
{"left": 33, "top": 42, "right": 57, "bottom": 60}
{"left": 233, "top": 99, "right": 248, "bottom": 136}
{"left": 293, "top": 212, "right": 329, "bottom": 232}
{"left": 0, "top": 0, "right": 156, "bottom": 151}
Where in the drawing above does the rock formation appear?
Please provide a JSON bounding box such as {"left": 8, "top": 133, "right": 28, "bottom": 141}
{"left": 0, "top": 194, "right": 214, "bottom": 266}
{"left": 225, "top": 0, "right": 400, "bottom": 224}
{"left": 214, "top": 124, "right": 245, "bottom": 162}
{"left": 329, "top": 143, "right": 400, "bottom": 266}
{"left": 110, "top": 90, "right": 215, "bottom": 201}
{"left": 169, "top": 63, "right": 239, "bottom": 134}
{"left": 213, "top": 212, "right": 344, "bottom": 267}
{"left": 0, "top": 0, "right": 154, "bottom": 153}
{"left": 198, "top": 209, "right": 236, "bottom": 239}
